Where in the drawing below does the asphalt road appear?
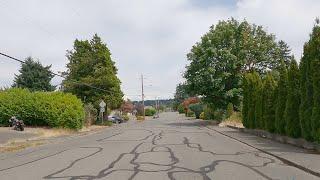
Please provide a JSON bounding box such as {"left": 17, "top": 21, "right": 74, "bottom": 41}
{"left": 0, "top": 112, "right": 318, "bottom": 180}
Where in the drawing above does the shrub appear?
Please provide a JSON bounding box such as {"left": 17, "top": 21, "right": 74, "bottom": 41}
{"left": 0, "top": 88, "right": 84, "bottom": 129}
{"left": 187, "top": 110, "right": 195, "bottom": 117}
{"left": 145, "top": 108, "right": 156, "bottom": 116}
{"left": 199, "top": 112, "right": 205, "bottom": 120}
{"left": 136, "top": 116, "right": 145, "bottom": 120}
{"left": 214, "top": 109, "right": 225, "bottom": 122}
{"left": 177, "top": 104, "right": 185, "bottom": 114}
{"left": 122, "top": 114, "right": 129, "bottom": 121}
{"left": 189, "top": 103, "right": 203, "bottom": 119}
{"left": 101, "top": 121, "right": 113, "bottom": 126}
{"left": 203, "top": 105, "right": 215, "bottom": 120}
{"left": 226, "top": 103, "right": 234, "bottom": 118}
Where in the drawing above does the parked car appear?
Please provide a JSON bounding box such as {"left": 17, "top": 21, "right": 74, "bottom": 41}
{"left": 107, "top": 115, "right": 124, "bottom": 124}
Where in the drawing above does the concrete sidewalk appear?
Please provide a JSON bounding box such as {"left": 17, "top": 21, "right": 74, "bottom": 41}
{"left": 210, "top": 126, "right": 320, "bottom": 175}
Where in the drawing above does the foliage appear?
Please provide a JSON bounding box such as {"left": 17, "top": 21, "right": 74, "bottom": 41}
{"left": 186, "top": 110, "right": 195, "bottom": 117}
{"left": 226, "top": 103, "right": 234, "bottom": 118}
{"left": 63, "top": 34, "right": 123, "bottom": 109}
{"left": 13, "top": 57, "right": 55, "bottom": 91}
{"left": 121, "top": 99, "right": 134, "bottom": 113}
{"left": 101, "top": 121, "right": 113, "bottom": 126}
{"left": 134, "top": 103, "right": 144, "bottom": 116}
{"left": 136, "top": 116, "right": 144, "bottom": 120}
{"left": 189, "top": 103, "right": 204, "bottom": 119}
{"left": 263, "top": 73, "right": 277, "bottom": 133}
{"left": 182, "top": 97, "right": 199, "bottom": 114}
{"left": 213, "top": 109, "right": 225, "bottom": 122}
{"left": 203, "top": 105, "right": 215, "bottom": 120}
{"left": 122, "top": 114, "right": 129, "bottom": 121}
{"left": 199, "top": 112, "right": 205, "bottom": 120}
{"left": 285, "top": 60, "right": 301, "bottom": 138}
{"left": 184, "top": 18, "right": 292, "bottom": 110}
{"left": 84, "top": 103, "right": 97, "bottom": 126}
{"left": 275, "top": 61, "right": 288, "bottom": 134}
{"left": 145, "top": 108, "right": 156, "bottom": 116}
{"left": 174, "top": 83, "right": 190, "bottom": 103}
{"left": 177, "top": 104, "right": 185, "bottom": 114}
{"left": 0, "top": 88, "right": 84, "bottom": 129}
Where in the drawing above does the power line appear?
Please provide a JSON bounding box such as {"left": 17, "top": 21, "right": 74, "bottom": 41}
{"left": 0, "top": 52, "right": 115, "bottom": 93}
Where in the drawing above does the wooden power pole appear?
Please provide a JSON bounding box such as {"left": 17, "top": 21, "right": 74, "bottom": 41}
{"left": 141, "top": 74, "right": 145, "bottom": 119}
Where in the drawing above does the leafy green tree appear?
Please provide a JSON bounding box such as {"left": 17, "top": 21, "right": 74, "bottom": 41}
{"left": 184, "top": 18, "right": 291, "bottom": 111}
{"left": 275, "top": 61, "right": 288, "bottom": 134}
{"left": 285, "top": 59, "right": 301, "bottom": 138}
{"left": 63, "top": 34, "right": 123, "bottom": 108}
{"left": 13, "top": 57, "right": 55, "bottom": 91}
{"left": 226, "top": 103, "right": 234, "bottom": 118}
{"left": 174, "top": 83, "right": 189, "bottom": 103}
{"left": 263, "top": 73, "right": 277, "bottom": 132}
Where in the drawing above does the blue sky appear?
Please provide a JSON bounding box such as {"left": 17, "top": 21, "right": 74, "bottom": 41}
{"left": 0, "top": 0, "right": 319, "bottom": 100}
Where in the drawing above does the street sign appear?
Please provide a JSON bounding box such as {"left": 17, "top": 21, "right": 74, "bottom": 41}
{"left": 100, "top": 107, "right": 105, "bottom": 113}
{"left": 99, "top": 100, "right": 106, "bottom": 108}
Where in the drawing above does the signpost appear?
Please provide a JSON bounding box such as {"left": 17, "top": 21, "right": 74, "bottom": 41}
{"left": 99, "top": 100, "right": 106, "bottom": 124}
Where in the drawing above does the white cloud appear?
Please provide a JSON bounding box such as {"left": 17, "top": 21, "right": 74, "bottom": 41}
{"left": 0, "top": 0, "right": 319, "bottom": 100}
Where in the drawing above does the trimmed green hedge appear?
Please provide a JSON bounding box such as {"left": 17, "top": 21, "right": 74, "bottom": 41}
{"left": 145, "top": 108, "right": 156, "bottom": 116}
{"left": 0, "top": 88, "right": 84, "bottom": 129}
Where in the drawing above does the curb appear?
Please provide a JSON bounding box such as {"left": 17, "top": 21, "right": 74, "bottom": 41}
{"left": 226, "top": 125, "right": 320, "bottom": 153}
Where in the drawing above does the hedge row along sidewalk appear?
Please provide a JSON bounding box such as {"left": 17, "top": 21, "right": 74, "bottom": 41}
{"left": 0, "top": 88, "right": 84, "bottom": 129}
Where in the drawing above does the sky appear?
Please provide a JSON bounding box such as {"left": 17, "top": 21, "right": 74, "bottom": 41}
{"left": 0, "top": 0, "right": 319, "bottom": 100}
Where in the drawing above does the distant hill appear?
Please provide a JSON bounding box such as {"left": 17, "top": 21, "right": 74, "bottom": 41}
{"left": 133, "top": 99, "right": 174, "bottom": 107}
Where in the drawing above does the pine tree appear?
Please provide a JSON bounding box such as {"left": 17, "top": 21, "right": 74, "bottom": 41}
{"left": 285, "top": 59, "right": 301, "bottom": 138}
{"left": 275, "top": 61, "right": 288, "bottom": 134}
{"left": 263, "top": 73, "right": 277, "bottom": 132}
{"left": 13, "top": 57, "right": 55, "bottom": 91}
{"left": 242, "top": 74, "right": 250, "bottom": 128}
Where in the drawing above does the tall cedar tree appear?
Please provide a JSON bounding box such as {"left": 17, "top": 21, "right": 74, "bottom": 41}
{"left": 299, "top": 20, "right": 320, "bottom": 141}
{"left": 263, "top": 73, "right": 277, "bottom": 132}
{"left": 184, "top": 18, "right": 292, "bottom": 110}
{"left": 285, "top": 59, "right": 301, "bottom": 138}
{"left": 63, "top": 34, "right": 123, "bottom": 108}
{"left": 254, "top": 74, "right": 264, "bottom": 129}
{"left": 311, "top": 59, "right": 320, "bottom": 142}
{"left": 13, "top": 57, "right": 55, "bottom": 91}
{"left": 275, "top": 61, "right": 288, "bottom": 134}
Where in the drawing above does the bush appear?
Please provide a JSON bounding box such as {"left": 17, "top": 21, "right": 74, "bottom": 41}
{"left": 226, "top": 103, "right": 234, "bottom": 118}
{"left": 187, "top": 110, "right": 195, "bottom": 117}
{"left": 199, "top": 112, "right": 205, "bottom": 120}
{"left": 189, "top": 103, "right": 203, "bottom": 119}
{"left": 101, "top": 121, "right": 113, "bottom": 126}
{"left": 214, "top": 109, "right": 225, "bottom": 122}
{"left": 177, "top": 104, "right": 185, "bottom": 114}
{"left": 145, "top": 108, "right": 156, "bottom": 116}
{"left": 0, "top": 88, "right": 84, "bottom": 129}
{"left": 122, "top": 114, "right": 129, "bottom": 121}
{"left": 136, "top": 116, "right": 144, "bottom": 120}
{"left": 203, "top": 106, "right": 215, "bottom": 120}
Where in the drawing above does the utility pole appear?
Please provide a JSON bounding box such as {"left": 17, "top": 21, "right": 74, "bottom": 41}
{"left": 141, "top": 74, "right": 145, "bottom": 120}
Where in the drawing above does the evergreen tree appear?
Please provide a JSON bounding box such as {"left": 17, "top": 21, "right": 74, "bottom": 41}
{"left": 255, "top": 75, "right": 264, "bottom": 129}
{"left": 299, "top": 20, "right": 320, "bottom": 141}
{"left": 285, "top": 59, "right": 301, "bottom": 138}
{"left": 311, "top": 59, "right": 320, "bottom": 142}
{"left": 242, "top": 74, "right": 250, "bottom": 128}
{"left": 63, "top": 34, "right": 123, "bottom": 108}
{"left": 13, "top": 57, "right": 55, "bottom": 91}
{"left": 263, "top": 73, "right": 277, "bottom": 132}
{"left": 275, "top": 61, "right": 288, "bottom": 134}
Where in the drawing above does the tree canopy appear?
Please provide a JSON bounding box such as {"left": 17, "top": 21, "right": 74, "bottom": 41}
{"left": 13, "top": 57, "right": 55, "bottom": 91}
{"left": 63, "top": 34, "right": 123, "bottom": 108}
{"left": 184, "top": 18, "right": 292, "bottom": 110}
